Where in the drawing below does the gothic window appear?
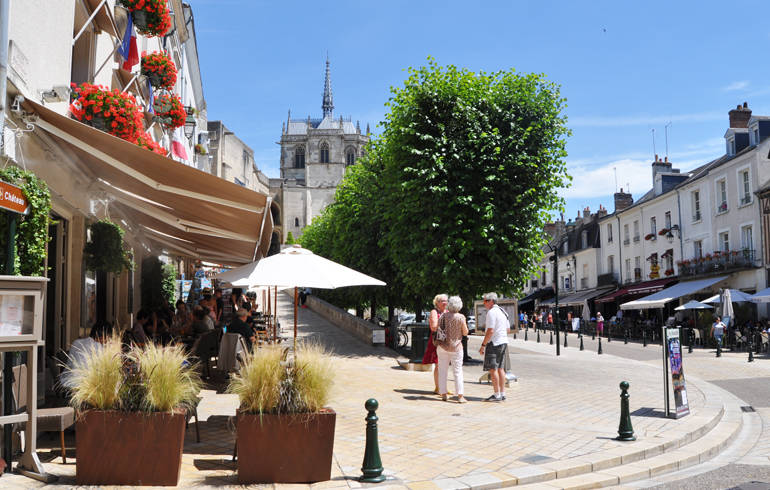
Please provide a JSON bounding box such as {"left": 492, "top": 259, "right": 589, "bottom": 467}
{"left": 320, "top": 142, "right": 330, "bottom": 163}
{"left": 345, "top": 148, "right": 356, "bottom": 166}
{"left": 294, "top": 217, "right": 300, "bottom": 227}
{"left": 294, "top": 146, "right": 305, "bottom": 169}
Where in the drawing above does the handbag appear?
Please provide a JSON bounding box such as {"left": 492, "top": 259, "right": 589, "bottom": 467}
{"left": 433, "top": 315, "right": 447, "bottom": 346}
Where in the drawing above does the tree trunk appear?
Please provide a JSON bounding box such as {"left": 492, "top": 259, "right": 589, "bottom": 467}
{"left": 415, "top": 297, "right": 423, "bottom": 322}
{"left": 370, "top": 294, "right": 377, "bottom": 323}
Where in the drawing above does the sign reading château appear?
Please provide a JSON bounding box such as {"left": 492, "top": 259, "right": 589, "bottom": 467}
{"left": 0, "top": 181, "right": 29, "bottom": 215}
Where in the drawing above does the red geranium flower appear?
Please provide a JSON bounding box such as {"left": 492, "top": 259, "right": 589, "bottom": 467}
{"left": 120, "top": 0, "right": 172, "bottom": 37}
{"left": 141, "top": 51, "right": 177, "bottom": 90}
{"left": 153, "top": 93, "right": 186, "bottom": 129}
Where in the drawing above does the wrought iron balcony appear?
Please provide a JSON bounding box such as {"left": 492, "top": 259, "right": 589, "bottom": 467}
{"left": 597, "top": 272, "right": 618, "bottom": 287}
{"left": 678, "top": 249, "right": 757, "bottom": 277}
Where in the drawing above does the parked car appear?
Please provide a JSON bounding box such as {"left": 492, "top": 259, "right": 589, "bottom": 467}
{"left": 399, "top": 313, "right": 416, "bottom": 326}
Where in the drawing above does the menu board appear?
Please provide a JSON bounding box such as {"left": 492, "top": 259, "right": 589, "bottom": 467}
{"left": 0, "top": 294, "right": 34, "bottom": 336}
{"left": 665, "top": 327, "right": 690, "bottom": 418}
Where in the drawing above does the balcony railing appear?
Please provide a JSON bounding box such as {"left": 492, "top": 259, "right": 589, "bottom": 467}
{"left": 597, "top": 272, "right": 618, "bottom": 287}
{"left": 678, "top": 249, "right": 757, "bottom": 277}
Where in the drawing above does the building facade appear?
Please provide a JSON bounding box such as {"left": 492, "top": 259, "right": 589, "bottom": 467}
{"left": 269, "top": 58, "right": 369, "bottom": 242}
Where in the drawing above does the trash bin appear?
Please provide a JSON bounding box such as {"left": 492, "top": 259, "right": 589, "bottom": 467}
{"left": 408, "top": 322, "right": 430, "bottom": 361}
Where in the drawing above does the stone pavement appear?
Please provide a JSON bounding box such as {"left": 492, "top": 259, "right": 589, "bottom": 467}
{"left": 0, "top": 302, "right": 751, "bottom": 489}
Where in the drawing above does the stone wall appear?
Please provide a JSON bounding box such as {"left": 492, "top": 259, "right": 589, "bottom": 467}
{"left": 306, "top": 295, "right": 385, "bottom": 346}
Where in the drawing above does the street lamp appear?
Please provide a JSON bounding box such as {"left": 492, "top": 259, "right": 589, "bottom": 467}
{"left": 184, "top": 115, "right": 196, "bottom": 140}
{"left": 547, "top": 238, "right": 567, "bottom": 356}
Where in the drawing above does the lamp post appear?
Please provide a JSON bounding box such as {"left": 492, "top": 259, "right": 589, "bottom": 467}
{"left": 548, "top": 239, "right": 564, "bottom": 357}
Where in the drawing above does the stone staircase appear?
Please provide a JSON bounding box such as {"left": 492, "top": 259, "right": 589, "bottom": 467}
{"left": 508, "top": 381, "right": 743, "bottom": 489}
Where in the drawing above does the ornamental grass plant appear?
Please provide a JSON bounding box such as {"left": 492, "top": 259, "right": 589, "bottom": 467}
{"left": 64, "top": 335, "right": 201, "bottom": 413}
{"left": 228, "top": 341, "right": 334, "bottom": 415}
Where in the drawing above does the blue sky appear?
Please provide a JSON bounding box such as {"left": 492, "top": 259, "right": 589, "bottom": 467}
{"left": 188, "top": 0, "right": 770, "bottom": 220}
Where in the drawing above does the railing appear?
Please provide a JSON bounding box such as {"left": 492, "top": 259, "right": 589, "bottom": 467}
{"left": 678, "top": 249, "right": 757, "bottom": 277}
{"left": 597, "top": 272, "right": 618, "bottom": 286}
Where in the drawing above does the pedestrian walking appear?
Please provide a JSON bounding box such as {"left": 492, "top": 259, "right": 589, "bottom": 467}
{"left": 434, "top": 296, "right": 468, "bottom": 403}
{"left": 424, "top": 294, "right": 449, "bottom": 394}
{"left": 711, "top": 316, "right": 726, "bottom": 347}
{"left": 596, "top": 312, "right": 604, "bottom": 335}
{"left": 479, "top": 292, "right": 510, "bottom": 402}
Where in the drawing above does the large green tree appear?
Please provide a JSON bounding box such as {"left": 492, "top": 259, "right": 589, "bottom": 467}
{"left": 380, "top": 60, "right": 570, "bottom": 303}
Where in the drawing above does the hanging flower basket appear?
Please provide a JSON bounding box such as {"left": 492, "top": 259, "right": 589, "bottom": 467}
{"left": 194, "top": 143, "right": 207, "bottom": 155}
{"left": 84, "top": 220, "right": 134, "bottom": 274}
{"left": 136, "top": 133, "right": 167, "bottom": 156}
{"left": 153, "top": 93, "right": 186, "bottom": 130}
{"left": 658, "top": 228, "right": 669, "bottom": 236}
{"left": 644, "top": 233, "right": 656, "bottom": 241}
{"left": 121, "top": 0, "right": 172, "bottom": 38}
{"left": 664, "top": 268, "right": 675, "bottom": 276}
{"left": 141, "top": 51, "right": 177, "bottom": 90}
{"left": 70, "top": 83, "right": 144, "bottom": 143}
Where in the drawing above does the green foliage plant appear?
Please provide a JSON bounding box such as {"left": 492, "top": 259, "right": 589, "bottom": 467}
{"left": 228, "top": 342, "right": 334, "bottom": 415}
{"left": 0, "top": 165, "right": 52, "bottom": 276}
{"left": 161, "top": 262, "right": 178, "bottom": 305}
{"left": 285, "top": 231, "right": 295, "bottom": 245}
{"left": 84, "top": 220, "right": 133, "bottom": 274}
{"left": 379, "top": 59, "right": 571, "bottom": 301}
{"left": 128, "top": 342, "right": 202, "bottom": 413}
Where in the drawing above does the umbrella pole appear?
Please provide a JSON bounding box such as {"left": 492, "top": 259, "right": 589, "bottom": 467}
{"left": 294, "top": 286, "right": 298, "bottom": 353}
{"left": 274, "top": 286, "right": 278, "bottom": 342}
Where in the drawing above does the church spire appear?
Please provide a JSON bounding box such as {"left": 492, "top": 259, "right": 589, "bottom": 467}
{"left": 322, "top": 55, "right": 334, "bottom": 118}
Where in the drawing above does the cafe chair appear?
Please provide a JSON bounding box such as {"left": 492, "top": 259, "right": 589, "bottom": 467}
{"left": 12, "top": 364, "right": 75, "bottom": 464}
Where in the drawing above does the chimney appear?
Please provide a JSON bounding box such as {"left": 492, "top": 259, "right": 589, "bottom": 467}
{"left": 596, "top": 204, "right": 608, "bottom": 218}
{"left": 729, "top": 102, "right": 752, "bottom": 129}
{"left": 583, "top": 206, "right": 591, "bottom": 219}
{"left": 614, "top": 188, "right": 633, "bottom": 212}
{"left": 652, "top": 153, "right": 673, "bottom": 185}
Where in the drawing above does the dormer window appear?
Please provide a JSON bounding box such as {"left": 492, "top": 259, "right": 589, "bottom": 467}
{"left": 750, "top": 123, "right": 760, "bottom": 146}
{"left": 726, "top": 137, "right": 736, "bottom": 156}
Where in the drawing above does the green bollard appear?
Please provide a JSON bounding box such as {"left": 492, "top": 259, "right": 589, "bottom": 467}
{"left": 360, "top": 398, "right": 385, "bottom": 483}
{"left": 616, "top": 381, "right": 636, "bottom": 441}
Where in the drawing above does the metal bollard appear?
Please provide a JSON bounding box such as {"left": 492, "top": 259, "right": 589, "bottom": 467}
{"left": 592, "top": 330, "right": 595, "bottom": 340}
{"left": 525, "top": 329, "right": 528, "bottom": 341}
{"left": 579, "top": 335, "right": 584, "bottom": 351}
{"left": 616, "top": 381, "right": 636, "bottom": 441}
{"left": 642, "top": 329, "right": 647, "bottom": 347}
{"left": 513, "top": 331, "right": 517, "bottom": 340}
{"left": 549, "top": 331, "right": 553, "bottom": 345}
{"left": 607, "top": 327, "right": 611, "bottom": 343}
{"left": 716, "top": 339, "right": 722, "bottom": 357}
{"left": 749, "top": 333, "right": 755, "bottom": 363}
{"left": 688, "top": 328, "right": 694, "bottom": 354}
{"left": 624, "top": 328, "right": 629, "bottom": 344}
{"left": 598, "top": 337, "right": 603, "bottom": 355}
{"left": 537, "top": 330, "right": 541, "bottom": 343}
{"left": 360, "top": 398, "right": 385, "bottom": 483}
{"left": 564, "top": 331, "right": 568, "bottom": 348}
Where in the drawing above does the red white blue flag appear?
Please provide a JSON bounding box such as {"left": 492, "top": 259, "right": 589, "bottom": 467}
{"left": 118, "top": 15, "right": 139, "bottom": 71}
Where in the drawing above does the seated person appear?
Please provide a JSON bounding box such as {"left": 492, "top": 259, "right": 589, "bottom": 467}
{"left": 172, "top": 300, "right": 192, "bottom": 336}
{"left": 191, "top": 305, "right": 212, "bottom": 336}
{"left": 227, "top": 308, "right": 255, "bottom": 349}
{"left": 131, "top": 309, "right": 151, "bottom": 345}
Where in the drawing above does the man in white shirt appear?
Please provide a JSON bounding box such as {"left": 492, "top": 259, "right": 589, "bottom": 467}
{"left": 479, "top": 292, "right": 510, "bottom": 402}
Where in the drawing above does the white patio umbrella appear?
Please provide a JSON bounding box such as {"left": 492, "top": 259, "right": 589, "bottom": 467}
{"left": 702, "top": 289, "right": 754, "bottom": 304}
{"left": 721, "top": 289, "right": 734, "bottom": 325}
{"left": 674, "top": 300, "right": 714, "bottom": 311}
{"left": 217, "top": 245, "right": 386, "bottom": 349}
{"left": 581, "top": 299, "right": 591, "bottom": 329}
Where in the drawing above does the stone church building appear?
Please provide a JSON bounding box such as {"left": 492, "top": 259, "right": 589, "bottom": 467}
{"left": 269, "top": 58, "right": 370, "bottom": 244}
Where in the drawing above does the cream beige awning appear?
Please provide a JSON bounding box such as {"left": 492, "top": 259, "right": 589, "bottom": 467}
{"left": 24, "top": 99, "right": 272, "bottom": 265}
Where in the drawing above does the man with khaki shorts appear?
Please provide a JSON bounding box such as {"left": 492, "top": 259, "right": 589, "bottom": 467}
{"left": 479, "top": 292, "right": 509, "bottom": 402}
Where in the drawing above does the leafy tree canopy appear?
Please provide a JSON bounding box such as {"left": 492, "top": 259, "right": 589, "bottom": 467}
{"left": 380, "top": 59, "right": 570, "bottom": 301}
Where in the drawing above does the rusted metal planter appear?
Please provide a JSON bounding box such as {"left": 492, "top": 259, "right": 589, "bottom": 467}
{"left": 237, "top": 409, "right": 336, "bottom": 484}
{"left": 76, "top": 409, "right": 186, "bottom": 486}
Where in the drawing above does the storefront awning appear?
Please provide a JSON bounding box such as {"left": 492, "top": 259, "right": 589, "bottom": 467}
{"left": 621, "top": 276, "right": 729, "bottom": 310}
{"left": 561, "top": 286, "right": 616, "bottom": 307}
{"left": 594, "top": 287, "right": 626, "bottom": 304}
{"left": 517, "top": 287, "right": 553, "bottom": 308}
{"left": 24, "top": 99, "right": 273, "bottom": 265}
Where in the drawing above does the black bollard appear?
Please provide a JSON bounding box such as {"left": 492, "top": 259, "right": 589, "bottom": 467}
{"left": 749, "top": 333, "right": 755, "bottom": 362}
{"left": 360, "top": 398, "right": 385, "bottom": 483}
{"left": 525, "top": 329, "right": 528, "bottom": 341}
{"left": 688, "top": 328, "right": 694, "bottom": 354}
{"left": 564, "top": 331, "right": 568, "bottom": 348}
{"left": 607, "top": 326, "right": 611, "bottom": 343}
{"left": 580, "top": 335, "right": 584, "bottom": 351}
{"left": 598, "top": 337, "right": 603, "bottom": 355}
{"left": 592, "top": 329, "right": 596, "bottom": 340}
{"left": 642, "top": 330, "right": 647, "bottom": 347}
{"left": 513, "top": 331, "right": 517, "bottom": 340}
{"left": 616, "top": 381, "right": 636, "bottom": 441}
{"left": 757, "top": 332, "right": 763, "bottom": 355}
{"left": 549, "top": 331, "right": 553, "bottom": 345}
{"left": 624, "top": 328, "right": 629, "bottom": 344}
{"left": 537, "top": 330, "right": 541, "bottom": 343}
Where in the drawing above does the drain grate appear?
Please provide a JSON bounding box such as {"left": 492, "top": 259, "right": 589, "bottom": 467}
{"left": 741, "top": 406, "right": 756, "bottom": 412}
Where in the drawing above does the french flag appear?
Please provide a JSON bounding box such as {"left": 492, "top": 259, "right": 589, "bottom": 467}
{"left": 171, "top": 130, "right": 188, "bottom": 160}
{"left": 118, "top": 14, "right": 139, "bottom": 71}
{"left": 146, "top": 79, "right": 154, "bottom": 114}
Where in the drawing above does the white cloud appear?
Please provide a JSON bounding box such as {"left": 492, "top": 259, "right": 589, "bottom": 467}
{"left": 723, "top": 81, "right": 750, "bottom": 92}
{"left": 562, "top": 158, "right": 651, "bottom": 199}
{"left": 570, "top": 111, "right": 723, "bottom": 128}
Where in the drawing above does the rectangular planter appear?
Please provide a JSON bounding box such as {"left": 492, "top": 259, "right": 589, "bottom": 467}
{"left": 76, "top": 409, "right": 186, "bottom": 486}
{"left": 237, "top": 409, "right": 336, "bottom": 484}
